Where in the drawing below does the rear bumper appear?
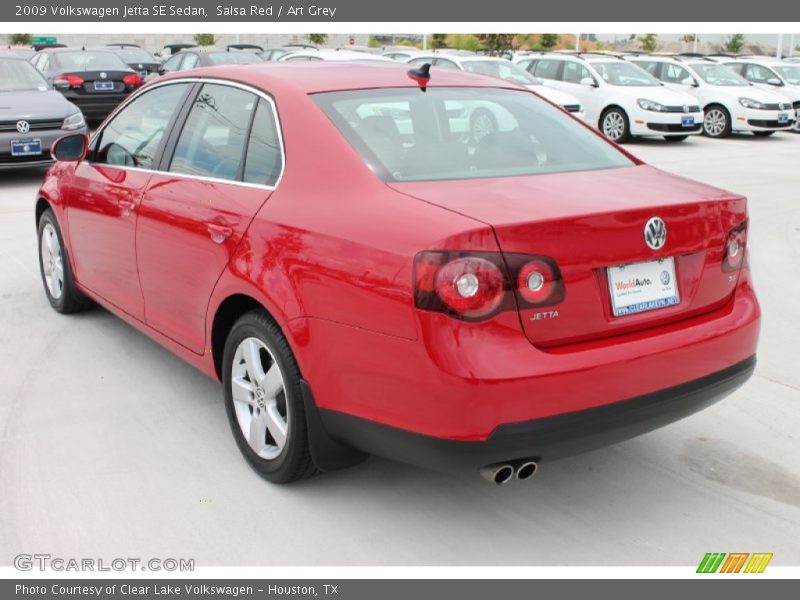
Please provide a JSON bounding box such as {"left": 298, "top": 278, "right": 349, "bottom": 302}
{"left": 318, "top": 355, "right": 756, "bottom": 471}
{"left": 62, "top": 92, "right": 129, "bottom": 120}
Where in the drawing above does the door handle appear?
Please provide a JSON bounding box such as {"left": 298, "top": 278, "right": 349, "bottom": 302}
{"left": 206, "top": 223, "right": 233, "bottom": 243}
{"left": 118, "top": 199, "right": 136, "bottom": 215}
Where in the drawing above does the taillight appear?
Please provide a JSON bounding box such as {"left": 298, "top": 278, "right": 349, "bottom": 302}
{"left": 122, "top": 74, "right": 143, "bottom": 87}
{"left": 56, "top": 74, "right": 84, "bottom": 88}
{"left": 414, "top": 251, "right": 564, "bottom": 321}
{"left": 722, "top": 220, "right": 748, "bottom": 272}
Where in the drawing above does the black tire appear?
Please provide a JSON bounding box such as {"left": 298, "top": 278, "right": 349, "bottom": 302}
{"left": 470, "top": 109, "right": 498, "bottom": 143}
{"left": 222, "top": 310, "right": 316, "bottom": 483}
{"left": 600, "top": 107, "right": 631, "bottom": 143}
{"left": 752, "top": 131, "right": 775, "bottom": 137}
{"left": 702, "top": 105, "right": 732, "bottom": 138}
{"left": 664, "top": 135, "right": 688, "bottom": 142}
{"left": 37, "top": 208, "right": 93, "bottom": 314}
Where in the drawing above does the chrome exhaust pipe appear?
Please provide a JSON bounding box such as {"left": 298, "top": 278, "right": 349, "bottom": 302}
{"left": 479, "top": 463, "right": 514, "bottom": 485}
{"left": 512, "top": 459, "right": 538, "bottom": 481}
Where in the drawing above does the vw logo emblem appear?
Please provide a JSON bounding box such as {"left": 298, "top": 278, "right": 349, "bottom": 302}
{"left": 683, "top": 105, "right": 689, "bottom": 113}
{"left": 660, "top": 270, "right": 671, "bottom": 285}
{"left": 16, "top": 120, "right": 30, "bottom": 134}
{"left": 100, "top": 72, "right": 107, "bottom": 79}
{"left": 644, "top": 217, "right": 667, "bottom": 250}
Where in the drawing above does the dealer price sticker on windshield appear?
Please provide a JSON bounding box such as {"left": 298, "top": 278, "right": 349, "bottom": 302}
{"left": 607, "top": 257, "right": 680, "bottom": 317}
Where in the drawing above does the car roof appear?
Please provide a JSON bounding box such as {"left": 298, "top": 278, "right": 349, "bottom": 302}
{"left": 156, "top": 61, "right": 522, "bottom": 95}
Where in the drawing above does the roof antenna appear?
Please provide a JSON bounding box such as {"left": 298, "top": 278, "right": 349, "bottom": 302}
{"left": 407, "top": 63, "right": 431, "bottom": 92}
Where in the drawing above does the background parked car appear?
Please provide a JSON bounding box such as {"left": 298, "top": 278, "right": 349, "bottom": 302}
{"left": 626, "top": 55, "right": 794, "bottom": 137}
{"left": 517, "top": 52, "right": 703, "bottom": 143}
{"left": 718, "top": 57, "right": 800, "bottom": 132}
{"left": 277, "top": 49, "right": 394, "bottom": 63}
{"left": 1, "top": 45, "right": 35, "bottom": 60}
{"left": 154, "top": 43, "right": 197, "bottom": 62}
{"left": 258, "top": 44, "right": 317, "bottom": 61}
{"left": 158, "top": 47, "right": 264, "bottom": 75}
{"left": 30, "top": 47, "right": 143, "bottom": 123}
{"left": 0, "top": 57, "right": 86, "bottom": 168}
{"left": 104, "top": 44, "right": 160, "bottom": 80}
{"left": 406, "top": 54, "right": 587, "bottom": 122}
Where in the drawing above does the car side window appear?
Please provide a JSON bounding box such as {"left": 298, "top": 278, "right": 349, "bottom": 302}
{"left": 407, "top": 57, "right": 429, "bottom": 66}
{"left": 725, "top": 63, "right": 745, "bottom": 76}
{"left": 662, "top": 63, "right": 690, "bottom": 83}
{"left": 169, "top": 83, "right": 257, "bottom": 182}
{"left": 533, "top": 59, "right": 560, "bottom": 81}
{"left": 434, "top": 58, "right": 459, "bottom": 70}
{"left": 517, "top": 59, "right": 534, "bottom": 72}
{"left": 182, "top": 54, "right": 199, "bottom": 69}
{"left": 562, "top": 62, "right": 591, "bottom": 84}
{"left": 742, "top": 64, "right": 774, "bottom": 83}
{"left": 162, "top": 54, "right": 183, "bottom": 73}
{"left": 94, "top": 83, "right": 189, "bottom": 169}
{"left": 243, "top": 99, "right": 283, "bottom": 186}
{"left": 636, "top": 61, "right": 661, "bottom": 78}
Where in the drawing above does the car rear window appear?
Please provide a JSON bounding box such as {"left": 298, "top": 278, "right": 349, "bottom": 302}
{"left": 54, "top": 51, "right": 128, "bottom": 71}
{"left": 313, "top": 87, "right": 633, "bottom": 183}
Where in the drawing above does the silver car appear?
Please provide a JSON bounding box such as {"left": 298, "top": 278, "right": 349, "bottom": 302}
{"left": 0, "top": 57, "right": 87, "bottom": 168}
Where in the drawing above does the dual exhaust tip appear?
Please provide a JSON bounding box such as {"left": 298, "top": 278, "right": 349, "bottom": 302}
{"left": 480, "top": 459, "right": 538, "bottom": 485}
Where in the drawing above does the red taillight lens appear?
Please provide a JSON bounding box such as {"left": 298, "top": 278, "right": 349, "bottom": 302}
{"left": 56, "top": 74, "right": 84, "bottom": 88}
{"left": 722, "top": 220, "right": 748, "bottom": 273}
{"left": 414, "top": 251, "right": 564, "bottom": 321}
{"left": 122, "top": 74, "right": 143, "bottom": 87}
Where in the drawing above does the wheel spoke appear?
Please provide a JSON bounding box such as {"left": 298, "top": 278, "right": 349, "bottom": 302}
{"left": 265, "top": 400, "right": 288, "bottom": 448}
{"left": 231, "top": 378, "right": 255, "bottom": 405}
{"left": 248, "top": 412, "right": 267, "bottom": 452}
{"left": 259, "top": 363, "right": 283, "bottom": 399}
{"left": 242, "top": 338, "right": 265, "bottom": 382}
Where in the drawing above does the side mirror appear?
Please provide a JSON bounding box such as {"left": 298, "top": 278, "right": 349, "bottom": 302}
{"left": 579, "top": 77, "right": 597, "bottom": 87}
{"left": 766, "top": 77, "right": 783, "bottom": 86}
{"left": 681, "top": 76, "right": 698, "bottom": 87}
{"left": 51, "top": 133, "right": 88, "bottom": 162}
{"left": 53, "top": 79, "right": 69, "bottom": 91}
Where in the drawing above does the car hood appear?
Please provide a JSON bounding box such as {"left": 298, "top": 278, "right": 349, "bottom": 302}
{"left": 0, "top": 89, "right": 78, "bottom": 120}
{"left": 527, "top": 85, "right": 582, "bottom": 107}
{"left": 699, "top": 83, "right": 791, "bottom": 104}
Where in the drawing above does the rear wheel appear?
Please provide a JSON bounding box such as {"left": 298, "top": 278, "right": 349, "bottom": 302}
{"left": 222, "top": 310, "right": 316, "bottom": 483}
{"left": 752, "top": 131, "right": 775, "bottom": 137}
{"left": 600, "top": 108, "right": 631, "bottom": 143}
{"left": 663, "top": 135, "right": 688, "bottom": 142}
{"left": 37, "top": 208, "right": 93, "bottom": 314}
{"left": 703, "top": 105, "right": 731, "bottom": 138}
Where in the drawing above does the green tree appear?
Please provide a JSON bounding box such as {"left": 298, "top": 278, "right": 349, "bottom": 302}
{"left": 476, "top": 34, "right": 515, "bottom": 55}
{"left": 430, "top": 34, "right": 447, "bottom": 49}
{"left": 367, "top": 36, "right": 380, "bottom": 48}
{"left": 193, "top": 33, "right": 216, "bottom": 47}
{"left": 638, "top": 34, "right": 658, "bottom": 53}
{"left": 307, "top": 34, "right": 328, "bottom": 46}
{"left": 9, "top": 33, "right": 32, "bottom": 46}
{"left": 540, "top": 34, "right": 559, "bottom": 49}
{"left": 724, "top": 33, "right": 745, "bottom": 54}
{"left": 397, "top": 39, "right": 415, "bottom": 47}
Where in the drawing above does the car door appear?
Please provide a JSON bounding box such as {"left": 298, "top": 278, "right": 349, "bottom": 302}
{"left": 660, "top": 62, "right": 700, "bottom": 98}
{"left": 136, "top": 82, "right": 283, "bottom": 352}
{"left": 558, "top": 61, "right": 600, "bottom": 120}
{"left": 66, "top": 82, "right": 192, "bottom": 319}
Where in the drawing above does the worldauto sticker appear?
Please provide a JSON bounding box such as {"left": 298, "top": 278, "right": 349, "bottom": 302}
{"left": 614, "top": 277, "right": 653, "bottom": 292}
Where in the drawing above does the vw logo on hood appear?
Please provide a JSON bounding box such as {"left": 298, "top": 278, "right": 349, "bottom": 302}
{"left": 644, "top": 217, "right": 667, "bottom": 250}
{"left": 683, "top": 105, "right": 689, "bottom": 113}
{"left": 100, "top": 72, "right": 107, "bottom": 79}
{"left": 16, "top": 120, "right": 30, "bottom": 134}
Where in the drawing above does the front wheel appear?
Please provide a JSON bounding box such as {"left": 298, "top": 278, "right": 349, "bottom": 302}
{"left": 703, "top": 105, "right": 732, "bottom": 138}
{"left": 600, "top": 108, "right": 631, "bottom": 143}
{"left": 222, "top": 310, "right": 316, "bottom": 483}
{"left": 37, "top": 208, "right": 93, "bottom": 314}
{"left": 663, "top": 135, "right": 688, "bottom": 142}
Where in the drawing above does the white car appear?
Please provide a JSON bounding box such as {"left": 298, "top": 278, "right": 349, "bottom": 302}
{"left": 278, "top": 49, "right": 394, "bottom": 63}
{"left": 718, "top": 57, "right": 800, "bottom": 132}
{"left": 405, "top": 54, "right": 587, "bottom": 122}
{"left": 515, "top": 53, "right": 704, "bottom": 143}
{"left": 626, "top": 55, "right": 794, "bottom": 137}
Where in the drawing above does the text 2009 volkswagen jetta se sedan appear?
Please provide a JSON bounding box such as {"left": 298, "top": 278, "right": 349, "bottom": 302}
{"left": 37, "top": 62, "right": 759, "bottom": 485}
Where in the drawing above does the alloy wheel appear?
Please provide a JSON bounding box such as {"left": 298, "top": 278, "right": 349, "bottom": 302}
{"left": 40, "top": 223, "right": 64, "bottom": 300}
{"left": 602, "top": 112, "right": 626, "bottom": 141}
{"left": 704, "top": 109, "right": 727, "bottom": 137}
{"left": 471, "top": 113, "right": 495, "bottom": 143}
{"left": 230, "top": 337, "right": 289, "bottom": 461}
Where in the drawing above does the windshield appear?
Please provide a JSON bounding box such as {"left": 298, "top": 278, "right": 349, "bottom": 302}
{"left": 114, "top": 48, "right": 155, "bottom": 63}
{"left": 55, "top": 51, "right": 129, "bottom": 71}
{"left": 314, "top": 87, "right": 632, "bottom": 183}
{"left": 592, "top": 61, "right": 661, "bottom": 86}
{"left": 461, "top": 60, "right": 541, "bottom": 86}
{"left": 0, "top": 59, "right": 50, "bottom": 92}
{"left": 774, "top": 65, "right": 800, "bottom": 85}
{"left": 690, "top": 63, "right": 749, "bottom": 86}
{"left": 206, "top": 52, "right": 263, "bottom": 65}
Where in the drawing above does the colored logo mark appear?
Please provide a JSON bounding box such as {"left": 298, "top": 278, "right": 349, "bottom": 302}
{"left": 697, "top": 552, "right": 773, "bottom": 573}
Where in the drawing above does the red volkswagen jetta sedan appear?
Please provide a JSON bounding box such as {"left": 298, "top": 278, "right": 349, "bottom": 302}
{"left": 37, "top": 62, "right": 759, "bottom": 485}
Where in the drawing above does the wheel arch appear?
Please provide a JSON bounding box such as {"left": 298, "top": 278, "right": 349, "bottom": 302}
{"left": 598, "top": 104, "right": 628, "bottom": 128}
{"left": 35, "top": 197, "right": 51, "bottom": 227}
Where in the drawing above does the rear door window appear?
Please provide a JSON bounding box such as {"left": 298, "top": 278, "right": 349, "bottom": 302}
{"left": 243, "top": 99, "right": 284, "bottom": 186}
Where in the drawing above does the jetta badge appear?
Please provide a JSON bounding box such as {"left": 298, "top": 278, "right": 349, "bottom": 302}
{"left": 644, "top": 217, "right": 667, "bottom": 250}
{"left": 16, "top": 120, "right": 30, "bottom": 134}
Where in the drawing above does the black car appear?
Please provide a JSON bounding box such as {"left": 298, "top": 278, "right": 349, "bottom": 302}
{"left": 103, "top": 44, "right": 160, "bottom": 79}
{"left": 30, "top": 48, "right": 143, "bottom": 122}
{"left": 158, "top": 47, "right": 263, "bottom": 75}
